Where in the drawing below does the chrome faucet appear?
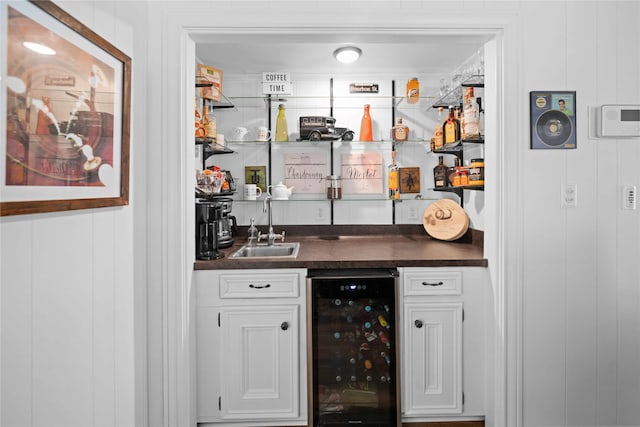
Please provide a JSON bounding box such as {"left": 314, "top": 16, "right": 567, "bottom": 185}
{"left": 257, "top": 195, "right": 285, "bottom": 246}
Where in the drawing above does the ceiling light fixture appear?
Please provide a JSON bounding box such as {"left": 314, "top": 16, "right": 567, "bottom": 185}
{"left": 23, "top": 41, "right": 56, "bottom": 55}
{"left": 333, "top": 46, "right": 362, "bottom": 64}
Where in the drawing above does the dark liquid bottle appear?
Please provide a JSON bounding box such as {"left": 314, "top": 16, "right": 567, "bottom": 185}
{"left": 433, "top": 155, "right": 448, "bottom": 188}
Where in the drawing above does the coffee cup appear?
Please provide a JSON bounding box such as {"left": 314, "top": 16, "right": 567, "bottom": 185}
{"left": 256, "top": 126, "right": 272, "bottom": 142}
{"left": 231, "top": 126, "right": 248, "bottom": 142}
{"left": 244, "top": 183, "right": 262, "bottom": 200}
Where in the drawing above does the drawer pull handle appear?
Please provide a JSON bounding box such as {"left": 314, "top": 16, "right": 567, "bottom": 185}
{"left": 414, "top": 320, "right": 423, "bottom": 328}
{"left": 281, "top": 321, "right": 289, "bottom": 331}
{"left": 249, "top": 284, "right": 271, "bottom": 289}
{"left": 422, "top": 281, "right": 444, "bottom": 287}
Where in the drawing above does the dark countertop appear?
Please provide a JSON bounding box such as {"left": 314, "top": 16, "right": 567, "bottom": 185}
{"left": 194, "top": 225, "right": 487, "bottom": 270}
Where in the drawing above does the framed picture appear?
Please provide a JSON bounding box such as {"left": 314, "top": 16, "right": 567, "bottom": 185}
{"left": 530, "top": 90, "right": 576, "bottom": 149}
{"left": 399, "top": 167, "right": 420, "bottom": 193}
{"left": 1, "top": 0, "right": 131, "bottom": 216}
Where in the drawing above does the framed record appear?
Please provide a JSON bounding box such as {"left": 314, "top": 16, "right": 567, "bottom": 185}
{"left": 530, "top": 91, "right": 576, "bottom": 149}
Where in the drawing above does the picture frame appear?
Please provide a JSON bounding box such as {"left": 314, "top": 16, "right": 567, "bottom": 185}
{"left": 1, "top": 0, "right": 131, "bottom": 216}
{"left": 399, "top": 167, "right": 420, "bottom": 193}
{"left": 530, "top": 90, "right": 576, "bottom": 149}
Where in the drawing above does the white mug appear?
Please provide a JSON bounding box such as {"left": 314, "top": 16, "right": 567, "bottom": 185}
{"left": 256, "top": 126, "right": 272, "bottom": 142}
{"left": 244, "top": 183, "right": 262, "bottom": 200}
{"left": 231, "top": 126, "right": 248, "bottom": 141}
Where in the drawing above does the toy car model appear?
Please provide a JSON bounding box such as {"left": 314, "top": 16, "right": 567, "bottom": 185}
{"left": 298, "top": 116, "right": 354, "bottom": 142}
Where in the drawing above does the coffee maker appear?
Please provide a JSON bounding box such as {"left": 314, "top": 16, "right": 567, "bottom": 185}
{"left": 195, "top": 200, "right": 224, "bottom": 260}
{"left": 212, "top": 197, "right": 237, "bottom": 248}
{"left": 195, "top": 198, "right": 237, "bottom": 260}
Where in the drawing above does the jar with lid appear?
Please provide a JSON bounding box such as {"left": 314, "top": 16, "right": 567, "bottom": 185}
{"left": 326, "top": 175, "right": 342, "bottom": 199}
{"left": 468, "top": 158, "right": 484, "bottom": 186}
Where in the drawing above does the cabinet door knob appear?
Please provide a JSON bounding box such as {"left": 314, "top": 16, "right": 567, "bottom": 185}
{"left": 421, "top": 281, "right": 444, "bottom": 287}
{"left": 280, "top": 321, "right": 289, "bottom": 331}
{"left": 414, "top": 319, "right": 423, "bottom": 328}
{"left": 249, "top": 283, "right": 271, "bottom": 289}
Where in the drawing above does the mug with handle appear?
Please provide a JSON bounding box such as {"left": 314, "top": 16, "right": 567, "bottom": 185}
{"left": 256, "top": 126, "right": 272, "bottom": 142}
{"left": 244, "top": 183, "right": 263, "bottom": 200}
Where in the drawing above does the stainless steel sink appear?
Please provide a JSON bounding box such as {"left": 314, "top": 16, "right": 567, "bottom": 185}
{"left": 230, "top": 242, "right": 300, "bottom": 259}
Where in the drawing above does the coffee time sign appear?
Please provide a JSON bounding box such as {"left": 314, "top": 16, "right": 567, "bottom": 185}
{"left": 262, "top": 72, "right": 292, "bottom": 95}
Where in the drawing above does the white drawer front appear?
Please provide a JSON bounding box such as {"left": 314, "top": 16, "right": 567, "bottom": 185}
{"left": 219, "top": 272, "right": 300, "bottom": 299}
{"left": 403, "top": 270, "right": 462, "bottom": 296}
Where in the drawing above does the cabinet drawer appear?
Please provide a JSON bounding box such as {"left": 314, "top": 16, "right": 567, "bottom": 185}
{"left": 403, "top": 270, "right": 462, "bottom": 296}
{"left": 219, "top": 272, "right": 300, "bottom": 299}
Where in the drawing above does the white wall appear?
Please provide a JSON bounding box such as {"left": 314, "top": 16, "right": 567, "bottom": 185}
{"left": 0, "top": 1, "right": 148, "bottom": 426}
{"left": 519, "top": 2, "right": 640, "bottom": 426}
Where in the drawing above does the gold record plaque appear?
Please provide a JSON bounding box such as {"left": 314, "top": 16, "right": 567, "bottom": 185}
{"left": 530, "top": 91, "right": 576, "bottom": 149}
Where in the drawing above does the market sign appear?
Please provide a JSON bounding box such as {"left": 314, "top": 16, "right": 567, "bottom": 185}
{"left": 262, "top": 72, "right": 292, "bottom": 95}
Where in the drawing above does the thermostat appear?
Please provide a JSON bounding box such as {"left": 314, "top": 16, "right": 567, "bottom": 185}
{"left": 600, "top": 105, "right": 640, "bottom": 137}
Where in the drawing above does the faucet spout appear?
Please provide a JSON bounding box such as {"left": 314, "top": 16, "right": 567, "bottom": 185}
{"left": 258, "top": 195, "right": 285, "bottom": 246}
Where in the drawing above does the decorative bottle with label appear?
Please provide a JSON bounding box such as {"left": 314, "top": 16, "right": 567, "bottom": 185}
{"left": 388, "top": 150, "right": 400, "bottom": 199}
{"left": 359, "top": 104, "right": 373, "bottom": 142}
{"left": 462, "top": 87, "right": 481, "bottom": 140}
{"left": 274, "top": 103, "right": 289, "bottom": 142}
{"left": 433, "top": 155, "right": 447, "bottom": 188}
{"left": 391, "top": 118, "right": 409, "bottom": 142}
{"left": 442, "top": 107, "right": 461, "bottom": 145}
{"left": 406, "top": 77, "right": 420, "bottom": 104}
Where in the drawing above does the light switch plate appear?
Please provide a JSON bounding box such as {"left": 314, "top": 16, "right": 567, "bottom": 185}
{"left": 562, "top": 183, "right": 578, "bottom": 208}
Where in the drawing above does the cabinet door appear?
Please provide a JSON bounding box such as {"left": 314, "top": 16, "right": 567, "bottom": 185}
{"left": 219, "top": 305, "right": 300, "bottom": 420}
{"left": 403, "top": 302, "right": 463, "bottom": 416}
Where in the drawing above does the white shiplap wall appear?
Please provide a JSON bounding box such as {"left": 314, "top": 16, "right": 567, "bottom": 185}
{"left": 520, "top": 2, "right": 640, "bottom": 427}
{"left": 1, "top": 1, "right": 147, "bottom": 426}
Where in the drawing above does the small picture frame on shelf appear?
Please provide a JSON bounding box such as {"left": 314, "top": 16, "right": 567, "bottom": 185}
{"left": 399, "top": 167, "right": 421, "bottom": 193}
{"left": 244, "top": 166, "right": 267, "bottom": 192}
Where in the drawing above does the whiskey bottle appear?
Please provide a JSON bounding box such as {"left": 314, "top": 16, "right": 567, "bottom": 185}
{"left": 388, "top": 150, "right": 400, "bottom": 199}
{"left": 433, "top": 155, "right": 447, "bottom": 188}
{"left": 442, "top": 107, "right": 461, "bottom": 145}
{"left": 359, "top": 104, "right": 373, "bottom": 142}
{"left": 392, "top": 118, "right": 409, "bottom": 142}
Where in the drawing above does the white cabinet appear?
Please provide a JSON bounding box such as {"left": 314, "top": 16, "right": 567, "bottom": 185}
{"left": 399, "top": 267, "right": 487, "bottom": 421}
{"left": 403, "top": 301, "right": 463, "bottom": 415}
{"left": 196, "top": 268, "right": 307, "bottom": 426}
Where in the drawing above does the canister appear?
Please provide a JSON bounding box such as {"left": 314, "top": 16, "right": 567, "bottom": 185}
{"left": 326, "top": 175, "right": 342, "bottom": 199}
{"left": 468, "top": 158, "right": 484, "bottom": 186}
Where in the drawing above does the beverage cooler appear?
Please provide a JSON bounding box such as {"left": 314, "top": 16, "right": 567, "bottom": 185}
{"left": 307, "top": 269, "right": 400, "bottom": 427}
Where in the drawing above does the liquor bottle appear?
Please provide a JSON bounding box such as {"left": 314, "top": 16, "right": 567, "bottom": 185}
{"left": 274, "top": 103, "right": 288, "bottom": 142}
{"left": 406, "top": 77, "right": 420, "bottom": 104}
{"left": 462, "top": 87, "right": 481, "bottom": 140}
{"left": 442, "top": 107, "right": 461, "bottom": 145}
{"left": 433, "top": 155, "right": 447, "bottom": 188}
{"left": 359, "top": 104, "right": 373, "bottom": 142}
{"left": 391, "top": 118, "right": 409, "bottom": 142}
{"left": 388, "top": 150, "right": 400, "bottom": 199}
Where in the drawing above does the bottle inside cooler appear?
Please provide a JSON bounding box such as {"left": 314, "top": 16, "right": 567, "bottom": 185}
{"left": 308, "top": 269, "right": 399, "bottom": 427}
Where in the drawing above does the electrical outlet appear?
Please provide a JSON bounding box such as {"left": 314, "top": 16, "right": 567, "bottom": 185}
{"left": 622, "top": 185, "right": 637, "bottom": 210}
{"left": 408, "top": 206, "right": 419, "bottom": 220}
{"left": 562, "top": 183, "right": 578, "bottom": 208}
{"left": 316, "top": 207, "right": 325, "bottom": 220}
